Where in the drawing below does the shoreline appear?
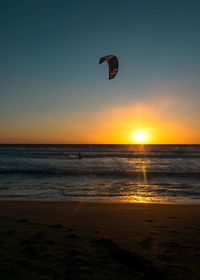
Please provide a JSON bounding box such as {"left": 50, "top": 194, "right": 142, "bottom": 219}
{"left": 1, "top": 198, "right": 200, "bottom": 205}
{"left": 1, "top": 200, "right": 200, "bottom": 279}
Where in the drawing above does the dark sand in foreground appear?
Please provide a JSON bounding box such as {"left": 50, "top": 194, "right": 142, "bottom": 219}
{"left": 0, "top": 201, "right": 200, "bottom": 279}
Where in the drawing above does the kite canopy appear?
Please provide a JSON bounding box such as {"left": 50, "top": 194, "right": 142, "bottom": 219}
{"left": 99, "top": 55, "right": 119, "bottom": 79}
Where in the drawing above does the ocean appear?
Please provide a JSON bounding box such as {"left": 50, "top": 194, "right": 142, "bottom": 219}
{"left": 0, "top": 144, "right": 200, "bottom": 203}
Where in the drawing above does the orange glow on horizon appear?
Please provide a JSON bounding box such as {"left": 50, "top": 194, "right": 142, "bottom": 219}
{"left": 1, "top": 89, "right": 200, "bottom": 144}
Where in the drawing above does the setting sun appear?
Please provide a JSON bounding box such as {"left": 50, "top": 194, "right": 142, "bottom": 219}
{"left": 133, "top": 130, "right": 148, "bottom": 144}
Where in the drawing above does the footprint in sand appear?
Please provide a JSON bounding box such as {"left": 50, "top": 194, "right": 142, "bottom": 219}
{"left": 170, "top": 230, "right": 179, "bottom": 234}
{"left": 94, "top": 238, "right": 119, "bottom": 249}
{"left": 138, "top": 237, "right": 154, "bottom": 249}
{"left": 49, "top": 224, "right": 65, "bottom": 229}
{"left": 21, "top": 245, "right": 41, "bottom": 258}
{"left": 150, "top": 231, "right": 157, "bottom": 236}
{"left": 45, "top": 239, "right": 55, "bottom": 246}
{"left": 17, "top": 218, "right": 29, "bottom": 223}
{"left": 69, "top": 249, "right": 81, "bottom": 257}
{"left": 66, "top": 228, "right": 74, "bottom": 232}
{"left": 145, "top": 219, "right": 154, "bottom": 223}
{"left": 31, "top": 232, "right": 45, "bottom": 239}
{"left": 169, "top": 216, "right": 178, "bottom": 219}
{"left": 65, "top": 233, "right": 79, "bottom": 239}
{"left": 153, "top": 225, "right": 167, "bottom": 228}
{"left": 20, "top": 239, "right": 34, "bottom": 246}
{"left": 3, "top": 230, "right": 16, "bottom": 236}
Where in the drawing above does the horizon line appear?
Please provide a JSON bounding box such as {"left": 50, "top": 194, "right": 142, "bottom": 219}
{"left": 0, "top": 143, "right": 200, "bottom": 145}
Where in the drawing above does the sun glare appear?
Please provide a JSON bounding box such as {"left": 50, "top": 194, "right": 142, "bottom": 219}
{"left": 133, "top": 130, "right": 148, "bottom": 144}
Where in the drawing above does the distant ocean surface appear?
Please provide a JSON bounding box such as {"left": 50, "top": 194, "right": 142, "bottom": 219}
{"left": 0, "top": 144, "right": 200, "bottom": 204}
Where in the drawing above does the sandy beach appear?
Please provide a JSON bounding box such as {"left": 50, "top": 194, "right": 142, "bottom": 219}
{"left": 0, "top": 201, "right": 200, "bottom": 279}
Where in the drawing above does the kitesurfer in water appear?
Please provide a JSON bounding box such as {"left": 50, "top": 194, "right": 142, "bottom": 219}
{"left": 78, "top": 152, "right": 82, "bottom": 159}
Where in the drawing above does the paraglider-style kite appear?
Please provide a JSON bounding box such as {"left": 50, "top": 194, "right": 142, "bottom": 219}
{"left": 99, "top": 55, "right": 119, "bottom": 80}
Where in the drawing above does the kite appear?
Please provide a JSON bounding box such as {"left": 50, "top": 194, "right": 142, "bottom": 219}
{"left": 99, "top": 55, "right": 119, "bottom": 79}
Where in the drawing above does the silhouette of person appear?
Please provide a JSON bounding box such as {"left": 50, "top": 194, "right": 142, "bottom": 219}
{"left": 78, "top": 152, "right": 82, "bottom": 159}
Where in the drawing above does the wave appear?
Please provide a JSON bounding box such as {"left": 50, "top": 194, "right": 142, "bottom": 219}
{"left": 1, "top": 151, "right": 200, "bottom": 159}
{"left": 1, "top": 168, "right": 200, "bottom": 179}
{"left": 1, "top": 144, "right": 200, "bottom": 159}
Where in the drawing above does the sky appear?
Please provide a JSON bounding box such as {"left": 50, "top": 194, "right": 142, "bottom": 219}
{"left": 0, "top": 0, "right": 200, "bottom": 144}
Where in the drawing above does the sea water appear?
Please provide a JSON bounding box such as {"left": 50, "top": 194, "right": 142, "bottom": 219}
{"left": 0, "top": 144, "right": 200, "bottom": 203}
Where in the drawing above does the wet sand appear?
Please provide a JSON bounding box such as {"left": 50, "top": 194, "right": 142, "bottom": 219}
{"left": 0, "top": 201, "right": 200, "bottom": 279}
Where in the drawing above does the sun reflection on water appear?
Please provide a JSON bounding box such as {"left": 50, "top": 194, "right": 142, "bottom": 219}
{"left": 126, "top": 145, "right": 156, "bottom": 203}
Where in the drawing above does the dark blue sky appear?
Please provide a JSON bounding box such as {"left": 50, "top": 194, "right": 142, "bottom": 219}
{"left": 0, "top": 0, "right": 200, "bottom": 143}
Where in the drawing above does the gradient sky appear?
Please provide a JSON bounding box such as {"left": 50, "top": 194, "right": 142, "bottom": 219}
{"left": 0, "top": 0, "right": 200, "bottom": 144}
